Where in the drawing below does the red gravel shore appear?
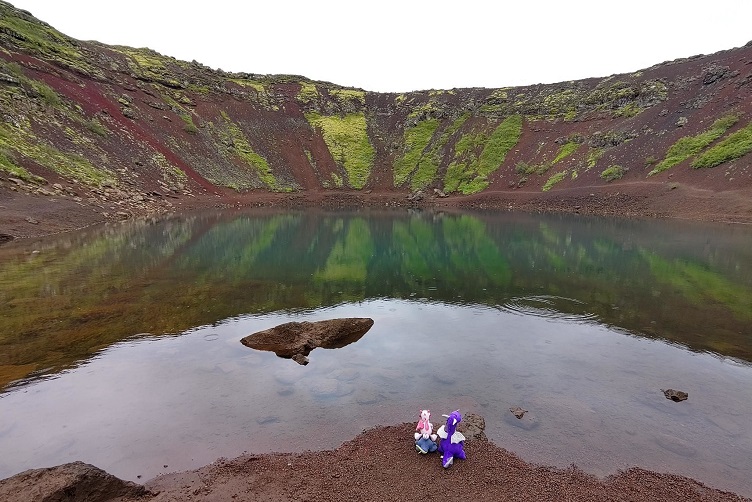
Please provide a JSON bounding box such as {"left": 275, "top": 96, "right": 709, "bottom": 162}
{"left": 2, "top": 423, "right": 748, "bottom": 502}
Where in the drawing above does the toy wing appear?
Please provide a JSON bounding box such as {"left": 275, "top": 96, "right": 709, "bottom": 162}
{"left": 451, "top": 431, "right": 466, "bottom": 444}
{"left": 437, "top": 425, "right": 448, "bottom": 439}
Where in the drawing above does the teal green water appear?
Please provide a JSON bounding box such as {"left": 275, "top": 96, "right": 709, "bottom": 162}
{"left": 0, "top": 209, "right": 751, "bottom": 495}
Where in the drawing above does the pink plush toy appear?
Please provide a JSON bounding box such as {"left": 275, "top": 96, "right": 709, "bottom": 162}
{"left": 414, "top": 409, "right": 438, "bottom": 454}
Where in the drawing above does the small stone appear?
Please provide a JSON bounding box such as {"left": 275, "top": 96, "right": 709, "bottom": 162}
{"left": 256, "top": 416, "right": 281, "bottom": 425}
{"left": 510, "top": 406, "right": 528, "bottom": 419}
{"left": 662, "top": 389, "right": 688, "bottom": 402}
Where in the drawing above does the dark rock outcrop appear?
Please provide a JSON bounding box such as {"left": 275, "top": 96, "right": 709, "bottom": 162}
{"left": 0, "top": 461, "right": 150, "bottom": 502}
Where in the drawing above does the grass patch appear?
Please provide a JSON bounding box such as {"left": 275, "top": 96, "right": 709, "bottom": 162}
{"left": 0, "top": 6, "right": 102, "bottom": 77}
{"left": 691, "top": 119, "right": 752, "bottom": 168}
{"left": 406, "top": 113, "right": 470, "bottom": 191}
{"left": 0, "top": 149, "right": 45, "bottom": 183}
{"left": 600, "top": 165, "right": 626, "bottom": 181}
{"left": 515, "top": 161, "right": 549, "bottom": 176}
{"left": 229, "top": 78, "right": 265, "bottom": 93}
{"left": 587, "top": 148, "right": 604, "bottom": 169}
{"left": 297, "top": 82, "right": 319, "bottom": 104}
{"left": 650, "top": 114, "right": 739, "bottom": 175}
{"left": 477, "top": 114, "right": 523, "bottom": 174}
{"left": 552, "top": 142, "right": 578, "bottom": 165}
{"left": 180, "top": 113, "right": 198, "bottom": 134}
{"left": 221, "top": 111, "right": 277, "bottom": 189}
{"left": 306, "top": 112, "right": 374, "bottom": 189}
{"left": 85, "top": 118, "right": 108, "bottom": 136}
{"left": 444, "top": 115, "right": 523, "bottom": 194}
{"left": 393, "top": 119, "right": 439, "bottom": 186}
{"left": 329, "top": 88, "right": 365, "bottom": 107}
{"left": 32, "top": 80, "right": 61, "bottom": 108}
{"left": 543, "top": 171, "right": 567, "bottom": 191}
{"left": 0, "top": 123, "right": 114, "bottom": 186}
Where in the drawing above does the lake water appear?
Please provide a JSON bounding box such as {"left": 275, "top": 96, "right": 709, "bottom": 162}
{"left": 1, "top": 209, "right": 751, "bottom": 496}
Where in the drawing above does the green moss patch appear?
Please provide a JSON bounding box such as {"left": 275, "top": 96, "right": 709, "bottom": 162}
{"left": 0, "top": 149, "right": 45, "bottom": 183}
{"left": 220, "top": 111, "right": 277, "bottom": 189}
{"left": 393, "top": 119, "right": 439, "bottom": 187}
{"left": 552, "top": 142, "right": 578, "bottom": 165}
{"left": 650, "top": 114, "right": 739, "bottom": 175}
{"left": 297, "top": 82, "right": 320, "bottom": 104}
{"left": 444, "top": 115, "right": 523, "bottom": 194}
{"left": 587, "top": 148, "right": 604, "bottom": 170}
{"left": 692, "top": 119, "right": 752, "bottom": 169}
{"left": 543, "top": 171, "right": 567, "bottom": 191}
{"left": 0, "top": 123, "right": 114, "bottom": 186}
{"left": 600, "top": 165, "right": 626, "bottom": 181}
{"left": 306, "top": 112, "right": 374, "bottom": 189}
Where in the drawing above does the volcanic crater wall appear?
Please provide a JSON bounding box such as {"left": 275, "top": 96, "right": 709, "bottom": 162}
{"left": 1, "top": 0, "right": 751, "bottom": 219}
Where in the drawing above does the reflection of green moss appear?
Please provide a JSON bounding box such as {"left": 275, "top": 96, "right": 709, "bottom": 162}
{"left": 314, "top": 218, "right": 373, "bottom": 282}
{"left": 644, "top": 252, "right": 752, "bottom": 321}
{"left": 692, "top": 119, "right": 752, "bottom": 169}
{"left": 306, "top": 112, "right": 374, "bottom": 189}
{"left": 443, "top": 215, "right": 511, "bottom": 285}
{"left": 4, "top": 209, "right": 752, "bottom": 390}
{"left": 650, "top": 114, "right": 739, "bottom": 175}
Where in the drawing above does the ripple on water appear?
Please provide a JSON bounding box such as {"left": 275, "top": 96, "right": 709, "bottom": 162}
{"left": 497, "top": 295, "right": 599, "bottom": 323}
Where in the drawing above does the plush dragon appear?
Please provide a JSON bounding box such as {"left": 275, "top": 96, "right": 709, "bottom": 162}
{"left": 414, "top": 409, "right": 438, "bottom": 454}
{"left": 436, "top": 410, "right": 466, "bottom": 468}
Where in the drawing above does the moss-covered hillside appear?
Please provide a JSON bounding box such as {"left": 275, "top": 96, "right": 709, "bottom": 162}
{"left": 1, "top": 0, "right": 751, "bottom": 230}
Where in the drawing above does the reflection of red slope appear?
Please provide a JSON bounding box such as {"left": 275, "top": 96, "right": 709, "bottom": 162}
{"left": 240, "top": 317, "right": 374, "bottom": 365}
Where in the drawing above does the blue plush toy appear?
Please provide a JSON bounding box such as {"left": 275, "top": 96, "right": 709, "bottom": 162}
{"left": 414, "top": 409, "right": 438, "bottom": 454}
{"left": 437, "top": 410, "right": 466, "bottom": 468}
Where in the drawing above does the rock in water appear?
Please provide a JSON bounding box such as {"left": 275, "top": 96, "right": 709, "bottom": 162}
{"left": 240, "top": 318, "right": 375, "bottom": 365}
{"left": 510, "top": 406, "right": 528, "bottom": 419}
{"left": 0, "top": 461, "right": 150, "bottom": 502}
{"left": 662, "top": 389, "right": 688, "bottom": 402}
{"left": 457, "top": 413, "right": 487, "bottom": 441}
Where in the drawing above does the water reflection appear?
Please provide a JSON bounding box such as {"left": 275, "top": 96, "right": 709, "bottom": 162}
{"left": 1, "top": 209, "right": 751, "bottom": 390}
{"left": 0, "top": 300, "right": 751, "bottom": 497}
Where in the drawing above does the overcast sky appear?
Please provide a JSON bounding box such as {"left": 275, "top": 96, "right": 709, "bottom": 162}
{"left": 9, "top": 0, "right": 752, "bottom": 92}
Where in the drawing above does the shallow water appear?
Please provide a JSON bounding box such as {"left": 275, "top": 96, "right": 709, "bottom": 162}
{"left": 1, "top": 209, "right": 751, "bottom": 496}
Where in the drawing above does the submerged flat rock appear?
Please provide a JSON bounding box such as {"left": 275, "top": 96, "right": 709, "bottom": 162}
{"left": 240, "top": 318, "right": 374, "bottom": 365}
